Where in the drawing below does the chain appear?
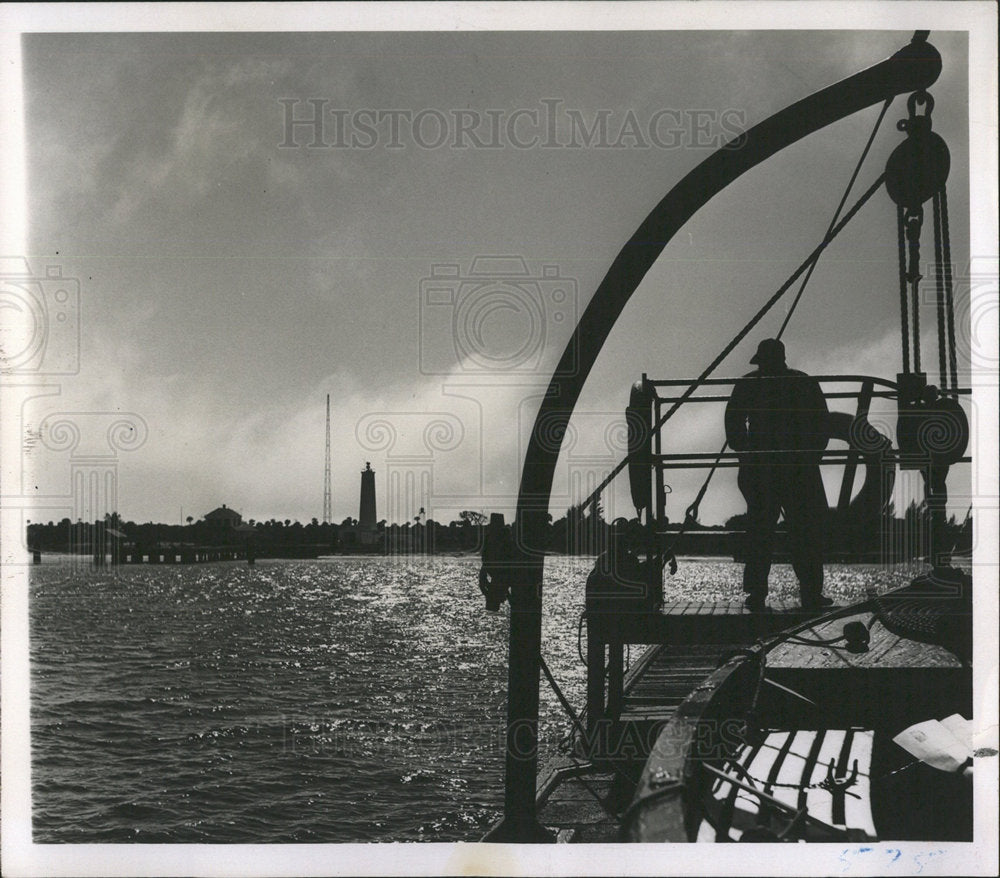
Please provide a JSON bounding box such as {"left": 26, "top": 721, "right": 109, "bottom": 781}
{"left": 939, "top": 186, "right": 959, "bottom": 392}
{"left": 904, "top": 206, "right": 924, "bottom": 373}
{"left": 897, "top": 204, "right": 911, "bottom": 373}
{"left": 932, "top": 191, "right": 948, "bottom": 388}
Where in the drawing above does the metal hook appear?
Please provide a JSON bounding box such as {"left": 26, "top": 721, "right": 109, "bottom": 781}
{"left": 898, "top": 90, "right": 935, "bottom": 134}
{"left": 821, "top": 757, "right": 860, "bottom": 826}
{"left": 823, "top": 757, "right": 860, "bottom": 789}
{"left": 907, "top": 90, "right": 935, "bottom": 118}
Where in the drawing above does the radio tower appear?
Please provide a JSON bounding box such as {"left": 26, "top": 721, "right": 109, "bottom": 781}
{"left": 323, "top": 394, "right": 332, "bottom": 523}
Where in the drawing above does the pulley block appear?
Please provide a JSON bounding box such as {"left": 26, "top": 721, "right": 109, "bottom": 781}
{"left": 885, "top": 91, "right": 950, "bottom": 210}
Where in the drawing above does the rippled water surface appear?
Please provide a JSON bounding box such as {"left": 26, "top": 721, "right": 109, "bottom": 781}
{"left": 30, "top": 555, "right": 908, "bottom": 842}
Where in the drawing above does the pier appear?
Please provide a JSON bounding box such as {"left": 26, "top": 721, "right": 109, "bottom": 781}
{"left": 118, "top": 547, "right": 248, "bottom": 564}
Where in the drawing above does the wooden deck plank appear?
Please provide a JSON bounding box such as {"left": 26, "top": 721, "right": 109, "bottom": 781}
{"left": 589, "top": 600, "right": 832, "bottom": 646}
{"left": 541, "top": 799, "right": 612, "bottom": 821}
{"left": 618, "top": 710, "right": 680, "bottom": 722}
{"left": 573, "top": 823, "right": 623, "bottom": 843}
{"left": 767, "top": 609, "right": 963, "bottom": 669}
{"left": 641, "top": 659, "right": 724, "bottom": 670}
{"left": 544, "top": 779, "right": 615, "bottom": 802}
{"left": 635, "top": 675, "right": 714, "bottom": 685}
{"left": 629, "top": 662, "right": 716, "bottom": 691}
{"left": 629, "top": 682, "right": 713, "bottom": 696}
{"left": 629, "top": 683, "right": 707, "bottom": 695}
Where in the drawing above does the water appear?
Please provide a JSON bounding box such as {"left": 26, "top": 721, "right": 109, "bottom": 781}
{"left": 29, "top": 555, "right": 907, "bottom": 842}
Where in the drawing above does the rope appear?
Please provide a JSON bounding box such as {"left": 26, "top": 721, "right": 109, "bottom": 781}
{"left": 539, "top": 653, "right": 588, "bottom": 743}
{"left": 897, "top": 204, "right": 911, "bottom": 373}
{"left": 905, "top": 208, "right": 923, "bottom": 374}
{"left": 565, "top": 759, "right": 622, "bottom": 819}
{"left": 701, "top": 762, "right": 851, "bottom": 840}
{"left": 777, "top": 98, "right": 893, "bottom": 339}
{"left": 939, "top": 186, "right": 959, "bottom": 392}
{"left": 933, "top": 191, "right": 948, "bottom": 388}
{"left": 719, "top": 750, "right": 865, "bottom": 793}
{"left": 718, "top": 736, "right": 764, "bottom": 839}
{"left": 581, "top": 172, "right": 887, "bottom": 513}
{"left": 681, "top": 438, "right": 729, "bottom": 528}
{"left": 541, "top": 653, "right": 626, "bottom": 820}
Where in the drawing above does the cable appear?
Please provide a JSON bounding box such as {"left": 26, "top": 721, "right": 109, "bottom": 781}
{"left": 563, "top": 753, "right": 624, "bottom": 820}
{"left": 654, "top": 176, "right": 886, "bottom": 449}
{"left": 784, "top": 633, "right": 848, "bottom": 647}
{"left": 702, "top": 763, "right": 851, "bottom": 840}
{"left": 939, "top": 186, "right": 959, "bottom": 393}
{"left": 933, "top": 190, "right": 948, "bottom": 388}
{"left": 669, "top": 438, "right": 729, "bottom": 554}
{"left": 542, "top": 650, "right": 635, "bottom": 822}
{"left": 539, "top": 653, "right": 590, "bottom": 746}
{"left": 905, "top": 207, "right": 923, "bottom": 374}
{"left": 760, "top": 595, "right": 877, "bottom": 650}
{"left": 777, "top": 98, "right": 893, "bottom": 340}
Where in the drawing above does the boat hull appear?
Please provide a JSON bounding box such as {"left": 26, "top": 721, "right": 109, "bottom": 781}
{"left": 627, "top": 576, "right": 973, "bottom": 843}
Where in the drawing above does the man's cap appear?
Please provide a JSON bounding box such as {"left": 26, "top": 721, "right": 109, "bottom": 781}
{"left": 749, "top": 338, "right": 786, "bottom": 365}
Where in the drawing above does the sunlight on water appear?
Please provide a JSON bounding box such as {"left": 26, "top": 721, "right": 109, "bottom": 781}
{"left": 30, "top": 555, "right": 912, "bottom": 842}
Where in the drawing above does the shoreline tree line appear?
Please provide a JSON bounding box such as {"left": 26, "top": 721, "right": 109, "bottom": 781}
{"left": 26, "top": 498, "right": 970, "bottom": 563}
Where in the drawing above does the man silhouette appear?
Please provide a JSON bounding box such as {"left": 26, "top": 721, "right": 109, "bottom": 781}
{"left": 725, "top": 338, "right": 833, "bottom": 612}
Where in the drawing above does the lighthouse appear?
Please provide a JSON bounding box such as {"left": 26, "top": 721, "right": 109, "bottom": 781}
{"left": 359, "top": 461, "right": 377, "bottom": 538}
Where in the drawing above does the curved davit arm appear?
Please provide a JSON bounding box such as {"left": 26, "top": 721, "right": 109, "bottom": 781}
{"left": 493, "top": 34, "right": 941, "bottom": 843}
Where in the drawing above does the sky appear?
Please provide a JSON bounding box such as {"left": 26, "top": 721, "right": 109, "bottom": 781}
{"left": 10, "top": 27, "right": 983, "bottom": 528}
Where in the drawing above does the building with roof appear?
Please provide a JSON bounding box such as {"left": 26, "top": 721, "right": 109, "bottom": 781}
{"left": 203, "top": 504, "right": 242, "bottom": 542}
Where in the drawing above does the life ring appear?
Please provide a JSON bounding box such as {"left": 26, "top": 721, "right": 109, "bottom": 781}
{"left": 626, "top": 380, "right": 654, "bottom": 514}
{"left": 826, "top": 410, "right": 895, "bottom": 520}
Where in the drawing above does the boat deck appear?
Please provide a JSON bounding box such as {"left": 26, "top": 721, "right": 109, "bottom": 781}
{"left": 537, "top": 599, "right": 831, "bottom": 841}
{"left": 531, "top": 580, "right": 973, "bottom": 842}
